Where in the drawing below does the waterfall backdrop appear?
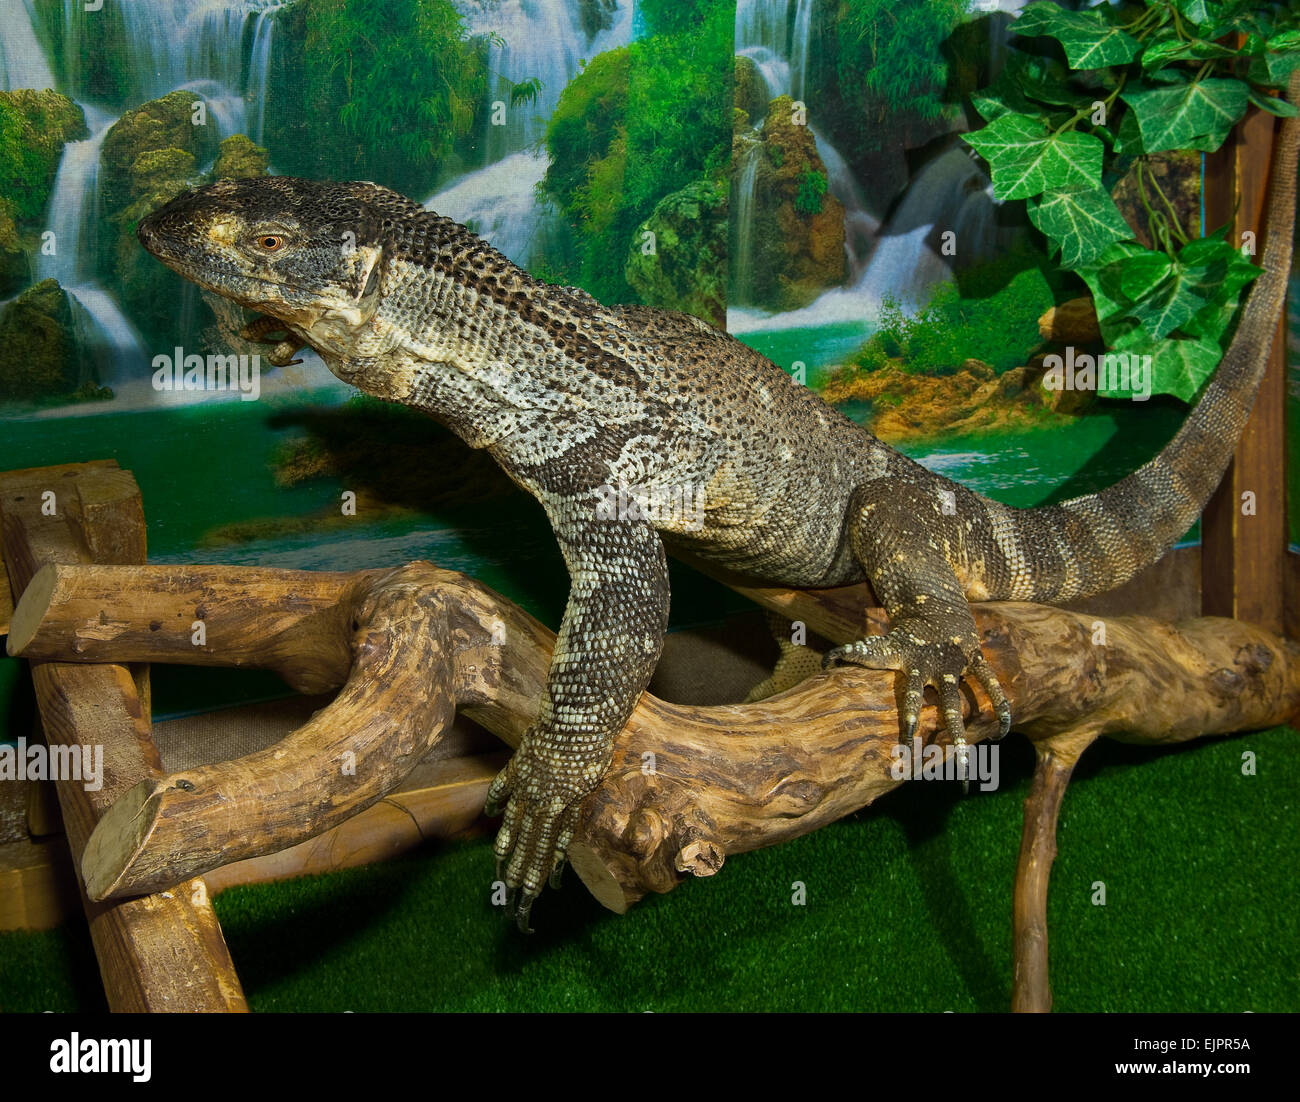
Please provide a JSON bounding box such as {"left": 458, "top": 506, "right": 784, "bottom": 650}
{"left": 0, "top": 0, "right": 1243, "bottom": 630}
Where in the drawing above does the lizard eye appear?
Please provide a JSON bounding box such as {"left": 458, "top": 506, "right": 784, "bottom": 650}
{"left": 256, "top": 234, "right": 285, "bottom": 252}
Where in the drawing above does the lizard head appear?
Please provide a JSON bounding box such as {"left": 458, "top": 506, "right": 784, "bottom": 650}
{"left": 137, "top": 176, "right": 411, "bottom": 350}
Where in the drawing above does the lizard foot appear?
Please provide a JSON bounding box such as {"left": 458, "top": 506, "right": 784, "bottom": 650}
{"left": 823, "top": 629, "right": 1011, "bottom": 783}
{"left": 485, "top": 740, "right": 596, "bottom": 933}
{"left": 238, "top": 315, "right": 304, "bottom": 367}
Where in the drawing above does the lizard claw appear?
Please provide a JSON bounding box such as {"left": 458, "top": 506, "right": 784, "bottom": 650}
{"left": 825, "top": 628, "right": 1009, "bottom": 783}
{"left": 485, "top": 740, "right": 595, "bottom": 932}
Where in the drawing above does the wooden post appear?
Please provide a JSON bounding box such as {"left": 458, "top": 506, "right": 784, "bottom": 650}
{"left": 1202, "top": 103, "right": 1287, "bottom": 631}
{"left": 0, "top": 463, "right": 247, "bottom": 1012}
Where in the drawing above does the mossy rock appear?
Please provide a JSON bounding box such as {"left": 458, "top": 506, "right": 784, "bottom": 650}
{"left": 99, "top": 91, "right": 214, "bottom": 216}
{"left": 213, "top": 134, "right": 270, "bottom": 180}
{"left": 731, "top": 94, "right": 846, "bottom": 311}
{"left": 0, "top": 199, "right": 30, "bottom": 297}
{"left": 734, "top": 55, "right": 767, "bottom": 120}
{"left": 0, "top": 89, "right": 87, "bottom": 224}
{"left": 98, "top": 92, "right": 217, "bottom": 345}
{"left": 625, "top": 176, "right": 728, "bottom": 329}
{"left": 0, "top": 277, "right": 79, "bottom": 400}
{"left": 578, "top": 0, "right": 618, "bottom": 37}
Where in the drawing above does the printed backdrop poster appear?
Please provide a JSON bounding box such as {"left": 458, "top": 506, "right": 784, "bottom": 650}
{"left": 0, "top": 0, "right": 1286, "bottom": 725}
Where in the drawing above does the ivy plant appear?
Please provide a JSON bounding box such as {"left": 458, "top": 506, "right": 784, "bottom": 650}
{"left": 962, "top": 0, "right": 1300, "bottom": 401}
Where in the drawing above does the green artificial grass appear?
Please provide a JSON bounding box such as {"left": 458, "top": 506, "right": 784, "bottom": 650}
{"left": 3, "top": 727, "right": 1296, "bottom": 1012}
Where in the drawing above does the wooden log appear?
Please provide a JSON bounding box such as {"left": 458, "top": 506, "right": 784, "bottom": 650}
{"left": 201, "top": 753, "right": 503, "bottom": 892}
{"left": 80, "top": 563, "right": 460, "bottom": 900}
{"left": 0, "top": 463, "right": 247, "bottom": 1012}
{"left": 9, "top": 562, "right": 371, "bottom": 694}
{"left": 15, "top": 562, "right": 1298, "bottom": 911}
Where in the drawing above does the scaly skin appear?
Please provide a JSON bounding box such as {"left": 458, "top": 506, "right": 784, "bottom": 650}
{"left": 136, "top": 78, "right": 1297, "bottom": 930}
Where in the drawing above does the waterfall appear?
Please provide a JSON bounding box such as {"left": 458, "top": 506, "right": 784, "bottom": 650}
{"left": 730, "top": 0, "right": 1014, "bottom": 337}
{"left": 1, "top": 0, "right": 57, "bottom": 91}
{"left": 35, "top": 106, "right": 146, "bottom": 384}
{"left": 55, "top": 0, "right": 281, "bottom": 138}
{"left": 729, "top": 142, "right": 764, "bottom": 306}
{"left": 247, "top": 5, "right": 280, "bottom": 145}
{"left": 426, "top": 1, "right": 635, "bottom": 270}
{"left": 21, "top": 1, "right": 286, "bottom": 397}
{"left": 732, "top": 0, "right": 878, "bottom": 308}
{"left": 458, "top": 0, "right": 635, "bottom": 166}
{"left": 857, "top": 146, "right": 1004, "bottom": 311}
{"left": 735, "top": 0, "right": 815, "bottom": 102}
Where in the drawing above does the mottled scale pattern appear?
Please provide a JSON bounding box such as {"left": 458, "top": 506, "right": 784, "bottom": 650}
{"left": 134, "top": 80, "right": 1297, "bottom": 930}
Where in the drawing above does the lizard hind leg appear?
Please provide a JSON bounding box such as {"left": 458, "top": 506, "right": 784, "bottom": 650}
{"left": 823, "top": 484, "right": 1012, "bottom": 782}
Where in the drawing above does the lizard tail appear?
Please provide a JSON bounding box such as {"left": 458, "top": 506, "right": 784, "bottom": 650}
{"left": 991, "top": 70, "right": 1300, "bottom": 604}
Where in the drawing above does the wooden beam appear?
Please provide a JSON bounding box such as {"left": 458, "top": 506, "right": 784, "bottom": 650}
{"left": 1202, "top": 102, "right": 1287, "bottom": 631}
{"left": 0, "top": 462, "right": 247, "bottom": 1012}
{"left": 0, "top": 754, "right": 502, "bottom": 931}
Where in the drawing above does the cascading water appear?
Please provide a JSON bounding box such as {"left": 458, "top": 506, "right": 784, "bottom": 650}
{"left": 0, "top": 0, "right": 56, "bottom": 91}
{"left": 730, "top": 0, "right": 1013, "bottom": 346}
{"left": 36, "top": 107, "right": 147, "bottom": 385}
{"left": 425, "top": 0, "right": 635, "bottom": 271}
{"left": 4, "top": 0, "right": 289, "bottom": 404}
{"left": 858, "top": 146, "right": 1004, "bottom": 311}
{"left": 736, "top": 0, "right": 815, "bottom": 102}
{"left": 731, "top": 0, "right": 879, "bottom": 313}
{"left": 247, "top": 5, "right": 281, "bottom": 145}
{"left": 59, "top": 0, "right": 283, "bottom": 136}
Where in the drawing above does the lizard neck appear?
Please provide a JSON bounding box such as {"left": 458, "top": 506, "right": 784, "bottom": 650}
{"left": 328, "top": 226, "right": 656, "bottom": 462}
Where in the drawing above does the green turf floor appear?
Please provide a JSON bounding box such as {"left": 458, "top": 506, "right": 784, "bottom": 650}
{"left": 2, "top": 727, "right": 1296, "bottom": 1013}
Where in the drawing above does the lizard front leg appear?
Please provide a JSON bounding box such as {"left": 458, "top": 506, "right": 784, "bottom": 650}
{"left": 486, "top": 494, "right": 669, "bottom": 931}
{"left": 824, "top": 482, "right": 1011, "bottom": 780}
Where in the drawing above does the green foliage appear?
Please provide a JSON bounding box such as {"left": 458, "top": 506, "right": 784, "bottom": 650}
{"left": 636, "top": 0, "right": 722, "bottom": 38}
{"left": 963, "top": 0, "right": 1300, "bottom": 401}
{"left": 509, "top": 77, "right": 545, "bottom": 108}
{"left": 0, "top": 91, "right": 85, "bottom": 224}
{"left": 544, "top": 0, "right": 732, "bottom": 302}
{"left": 298, "top": 0, "right": 486, "bottom": 192}
{"left": 835, "top": 0, "right": 969, "bottom": 121}
{"left": 794, "top": 165, "right": 828, "bottom": 215}
{"left": 768, "top": 144, "right": 784, "bottom": 168}
{"left": 852, "top": 251, "right": 1057, "bottom": 378}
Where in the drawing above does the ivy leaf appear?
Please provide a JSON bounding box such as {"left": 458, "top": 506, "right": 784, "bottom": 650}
{"left": 1141, "top": 37, "right": 1234, "bottom": 69}
{"left": 1126, "top": 251, "right": 1228, "bottom": 340}
{"left": 1117, "top": 251, "right": 1175, "bottom": 301}
{"left": 1120, "top": 78, "right": 1250, "bottom": 153}
{"left": 1170, "top": 0, "right": 1223, "bottom": 29}
{"left": 1247, "top": 86, "right": 1299, "bottom": 117}
{"left": 970, "top": 50, "right": 1079, "bottom": 121}
{"left": 1113, "top": 106, "right": 1145, "bottom": 155}
{"left": 963, "top": 113, "right": 1103, "bottom": 199}
{"left": 1266, "top": 29, "right": 1300, "bottom": 53}
{"left": 1145, "top": 336, "right": 1224, "bottom": 403}
{"left": 1013, "top": 1, "right": 1142, "bottom": 69}
{"left": 1027, "top": 186, "right": 1134, "bottom": 268}
{"left": 1077, "top": 241, "right": 1151, "bottom": 339}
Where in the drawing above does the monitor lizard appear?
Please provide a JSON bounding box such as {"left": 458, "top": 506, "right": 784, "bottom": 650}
{"left": 137, "top": 78, "right": 1297, "bottom": 931}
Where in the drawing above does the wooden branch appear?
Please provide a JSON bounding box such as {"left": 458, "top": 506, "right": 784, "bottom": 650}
{"left": 1011, "top": 729, "right": 1095, "bottom": 1013}
{"left": 0, "top": 463, "right": 246, "bottom": 1011}
{"left": 80, "top": 563, "right": 460, "bottom": 900}
{"left": 12, "top": 562, "right": 1298, "bottom": 915}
